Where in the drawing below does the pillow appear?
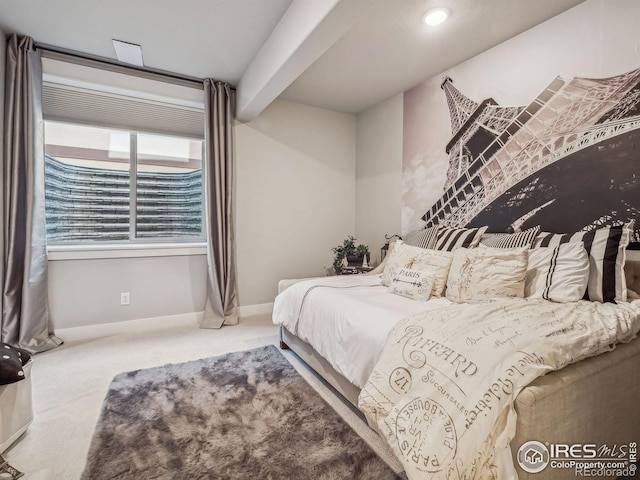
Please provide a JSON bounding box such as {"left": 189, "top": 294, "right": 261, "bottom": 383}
{"left": 433, "top": 226, "right": 488, "bottom": 252}
{"left": 446, "top": 246, "right": 528, "bottom": 303}
{"left": 0, "top": 343, "right": 31, "bottom": 386}
{"left": 403, "top": 226, "right": 438, "bottom": 250}
{"left": 388, "top": 267, "right": 435, "bottom": 301}
{"left": 480, "top": 226, "right": 540, "bottom": 249}
{"left": 381, "top": 240, "right": 453, "bottom": 297}
{"left": 525, "top": 242, "right": 590, "bottom": 303}
{"left": 533, "top": 221, "right": 634, "bottom": 303}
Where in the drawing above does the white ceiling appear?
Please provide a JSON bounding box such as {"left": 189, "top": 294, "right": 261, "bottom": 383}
{"left": 0, "top": 0, "right": 293, "bottom": 83}
{"left": 279, "top": 0, "right": 586, "bottom": 113}
{"left": 0, "top": 0, "right": 585, "bottom": 117}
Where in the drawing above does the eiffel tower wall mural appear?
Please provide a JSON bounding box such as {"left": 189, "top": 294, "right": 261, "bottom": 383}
{"left": 402, "top": 0, "right": 640, "bottom": 244}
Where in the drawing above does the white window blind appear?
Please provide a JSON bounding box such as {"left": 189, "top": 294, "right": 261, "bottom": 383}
{"left": 42, "top": 81, "right": 204, "bottom": 138}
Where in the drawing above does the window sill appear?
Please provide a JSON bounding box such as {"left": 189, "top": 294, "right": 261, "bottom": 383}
{"left": 47, "top": 243, "right": 208, "bottom": 261}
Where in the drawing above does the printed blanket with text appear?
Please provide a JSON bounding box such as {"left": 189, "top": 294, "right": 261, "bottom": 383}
{"left": 358, "top": 298, "right": 640, "bottom": 479}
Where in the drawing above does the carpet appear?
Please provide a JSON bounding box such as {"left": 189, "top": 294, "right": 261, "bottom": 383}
{"left": 81, "top": 345, "right": 402, "bottom": 480}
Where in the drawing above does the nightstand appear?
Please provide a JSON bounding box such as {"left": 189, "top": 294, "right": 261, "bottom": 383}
{"left": 339, "top": 266, "right": 373, "bottom": 275}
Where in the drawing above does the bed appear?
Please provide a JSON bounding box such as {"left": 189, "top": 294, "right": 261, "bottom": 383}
{"left": 273, "top": 247, "right": 640, "bottom": 480}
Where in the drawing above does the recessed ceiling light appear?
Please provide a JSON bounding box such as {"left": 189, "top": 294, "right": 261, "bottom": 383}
{"left": 112, "top": 39, "right": 144, "bottom": 67}
{"left": 424, "top": 8, "right": 449, "bottom": 26}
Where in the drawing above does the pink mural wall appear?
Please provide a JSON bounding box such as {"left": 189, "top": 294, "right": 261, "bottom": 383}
{"left": 402, "top": 0, "right": 640, "bottom": 240}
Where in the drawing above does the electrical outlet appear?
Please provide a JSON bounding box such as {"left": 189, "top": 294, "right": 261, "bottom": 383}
{"left": 120, "top": 292, "right": 130, "bottom": 306}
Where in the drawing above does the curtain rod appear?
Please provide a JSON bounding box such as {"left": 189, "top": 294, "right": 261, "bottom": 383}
{"left": 34, "top": 42, "right": 235, "bottom": 91}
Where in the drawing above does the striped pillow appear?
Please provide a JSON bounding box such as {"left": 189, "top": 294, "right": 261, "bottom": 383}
{"left": 480, "top": 226, "right": 540, "bottom": 249}
{"left": 525, "top": 242, "right": 590, "bottom": 303}
{"left": 533, "top": 221, "right": 634, "bottom": 303}
{"left": 403, "top": 226, "right": 438, "bottom": 250}
{"left": 434, "top": 226, "right": 487, "bottom": 252}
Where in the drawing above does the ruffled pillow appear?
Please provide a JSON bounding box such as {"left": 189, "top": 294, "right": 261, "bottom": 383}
{"left": 446, "top": 246, "right": 528, "bottom": 303}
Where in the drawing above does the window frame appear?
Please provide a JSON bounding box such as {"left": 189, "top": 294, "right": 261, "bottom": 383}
{"left": 44, "top": 119, "right": 206, "bottom": 247}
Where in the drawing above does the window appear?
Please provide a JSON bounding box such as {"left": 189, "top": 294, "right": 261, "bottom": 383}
{"left": 44, "top": 121, "right": 204, "bottom": 244}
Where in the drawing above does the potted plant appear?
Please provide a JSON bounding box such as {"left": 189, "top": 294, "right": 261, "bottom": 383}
{"left": 332, "top": 236, "right": 370, "bottom": 274}
{"left": 349, "top": 244, "right": 371, "bottom": 266}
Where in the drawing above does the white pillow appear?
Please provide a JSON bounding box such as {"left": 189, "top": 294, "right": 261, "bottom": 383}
{"left": 446, "top": 246, "right": 528, "bottom": 303}
{"left": 525, "top": 242, "right": 589, "bottom": 303}
{"left": 381, "top": 240, "right": 453, "bottom": 297}
{"left": 533, "top": 221, "right": 634, "bottom": 303}
{"left": 388, "top": 267, "right": 435, "bottom": 301}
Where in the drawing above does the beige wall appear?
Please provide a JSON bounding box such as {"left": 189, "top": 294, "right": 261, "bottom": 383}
{"left": 48, "top": 255, "right": 208, "bottom": 329}
{"left": 48, "top": 96, "right": 357, "bottom": 328}
{"left": 24, "top": 38, "right": 371, "bottom": 327}
{"left": 12, "top": 36, "right": 359, "bottom": 327}
{"left": 355, "top": 94, "right": 403, "bottom": 266}
{"left": 235, "top": 99, "right": 356, "bottom": 305}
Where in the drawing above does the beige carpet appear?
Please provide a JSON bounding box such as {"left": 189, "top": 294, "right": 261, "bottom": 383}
{"left": 4, "top": 313, "right": 402, "bottom": 479}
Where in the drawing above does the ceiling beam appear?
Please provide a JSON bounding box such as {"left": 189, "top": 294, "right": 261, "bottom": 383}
{"left": 236, "top": 0, "right": 378, "bottom": 122}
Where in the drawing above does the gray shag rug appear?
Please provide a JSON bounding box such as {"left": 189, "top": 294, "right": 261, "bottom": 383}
{"left": 82, "top": 345, "right": 402, "bottom": 480}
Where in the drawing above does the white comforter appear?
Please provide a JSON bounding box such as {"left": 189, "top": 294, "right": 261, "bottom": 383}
{"left": 358, "top": 298, "right": 640, "bottom": 480}
{"left": 272, "top": 274, "right": 452, "bottom": 388}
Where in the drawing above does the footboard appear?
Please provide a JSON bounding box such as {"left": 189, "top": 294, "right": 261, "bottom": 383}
{"left": 280, "top": 327, "right": 361, "bottom": 407}
{"left": 512, "top": 334, "right": 640, "bottom": 480}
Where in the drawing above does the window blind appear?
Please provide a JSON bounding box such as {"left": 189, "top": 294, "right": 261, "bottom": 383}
{"left": 42, "top": 82, "right": 204, "bottom": 138}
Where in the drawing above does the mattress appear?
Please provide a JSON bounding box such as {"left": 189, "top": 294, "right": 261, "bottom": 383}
{"left": 272, "top": 274, "right": 452, "bottom": 388}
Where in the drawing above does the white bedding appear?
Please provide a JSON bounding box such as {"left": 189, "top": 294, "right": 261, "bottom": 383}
{"left": 272, "top": 274, "right": 452, "bottom": 388}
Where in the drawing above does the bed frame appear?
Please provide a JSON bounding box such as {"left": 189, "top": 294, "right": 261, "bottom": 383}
{"left": 278, "top": 250, "right": 640, "bottom": 480}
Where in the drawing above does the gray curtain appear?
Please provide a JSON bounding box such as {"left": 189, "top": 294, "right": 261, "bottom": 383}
{"left": 201, "top": 79, "right": 238, "bottom": 328}
{"left": 1, "top": 35, "right": 62, "bottom": 352}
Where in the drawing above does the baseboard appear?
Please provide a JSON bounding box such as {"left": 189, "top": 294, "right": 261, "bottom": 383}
{"left": 55, "top": 311, "right": 205, "bottom": 338}
{"left": 55, "top": 304, "right": 273, "bottom": 339}
{"left": 238, "top": 302, "right": 274, "bottom": 317}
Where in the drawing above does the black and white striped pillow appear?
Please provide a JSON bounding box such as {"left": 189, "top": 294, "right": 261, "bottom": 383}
{"left": 480, "top": 226, "right": 540, "bottom": 249}
{"left": 403, "top": 226, "right": 438, "bottom": 250}
{"left": 533, "top": 221, "right": 634, "bottom": 303}
{"left": 434, "top": 226, "right": 487, "bottom": 252}
{"left": 525, "top": 242, "right": 590, "bottom": 303}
